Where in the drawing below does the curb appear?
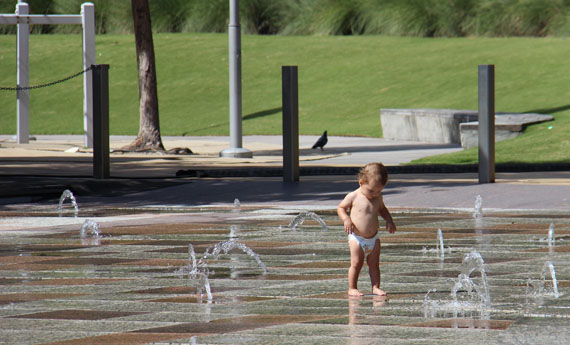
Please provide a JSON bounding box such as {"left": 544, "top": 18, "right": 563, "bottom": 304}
{"left": 175, "top": 163, "right": 570, "bottom": 178}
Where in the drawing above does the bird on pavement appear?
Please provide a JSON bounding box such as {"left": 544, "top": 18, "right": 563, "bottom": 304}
{"left": 312, "top": 130, "right": 328, "bottom": 150}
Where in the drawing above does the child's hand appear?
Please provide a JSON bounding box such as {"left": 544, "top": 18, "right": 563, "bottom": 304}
{"left": 343, "top": 218, "right": 354, "bottom": 234}
{"left": 386, "top": 221, "right": 396, "bottom": 234}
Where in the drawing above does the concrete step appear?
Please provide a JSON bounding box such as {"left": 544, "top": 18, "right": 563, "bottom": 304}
{"left": 460, "top": 113, "right": 553, "bottom": 149}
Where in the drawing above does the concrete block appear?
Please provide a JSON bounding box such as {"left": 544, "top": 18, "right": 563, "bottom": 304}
{"left": 380, "top": 109, "right": 553, "bottom": 148}
{"left": 460, "top": 126, "right": 520, "bottom": 149}
{"left": 380, "top": 109, "right": 478, "bottom": 144}
{"left": 459, "top": 113, "right": 553, "bottom": 149}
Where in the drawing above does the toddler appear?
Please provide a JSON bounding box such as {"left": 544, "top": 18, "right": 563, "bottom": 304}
{"left": 337, "top": 162, "right": 396, "bottom": 296}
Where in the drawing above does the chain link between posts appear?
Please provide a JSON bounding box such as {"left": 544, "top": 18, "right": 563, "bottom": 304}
{"left": 0, "top": 66, "right": 93, "bottom": 91}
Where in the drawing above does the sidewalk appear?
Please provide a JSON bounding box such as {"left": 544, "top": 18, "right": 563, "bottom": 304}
{"left": 0, "top": 134, "right": 464, "bottom": 176}
{"left": 1, "top": 135, "right": 570, "bottom": 212}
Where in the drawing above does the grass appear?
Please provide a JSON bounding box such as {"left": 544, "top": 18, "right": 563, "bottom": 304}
{"left": 0, "top": 33, "right": 569, "bottom": 163}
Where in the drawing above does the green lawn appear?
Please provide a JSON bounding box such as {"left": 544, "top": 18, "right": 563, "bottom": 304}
{"left": 0, "top": 33, "right": 569, "bottom": 163}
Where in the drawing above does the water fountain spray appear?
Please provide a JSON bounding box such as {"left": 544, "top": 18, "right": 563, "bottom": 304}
{"left": 80, "top": 219, "right": 100, "bottom": 238}
{"left": 436, "top": 228, "right": 445, "bottom": 258}
{"left": 547, "top": 223, "right": 555, "bottom": 247}
{"left": 180, "top": 240, "right": 268, "bottom": 303}
{"left": 229, "top": 225, "right": 238, "bottom": 241}
{"left": 196, "top": 271, "right": 213, "bottom": 303}
{"left": 424, "top": 250, "right": 491, "bottom": 319}
{"left": 540, "top": 261, "right": 559, "bottom": 298}
{"left": 178, "top": 244, "right": 212, "bottom": 303}
{"left": 452, "top": 250, "right": 490, "bottom": 307}
{"left": 58, "top": 189, "right": 79, "bottom": 217}
{"left": 473, "top": 195, "right": 483, "bottom": 218}
{"left": 205, "top": 241, "right": 268, "bottom": 275}
{"left": 80, "top": 219, "right": 101, "bottom": 246}
{"left": 423, "top": 288, "right": 439, "bottom": 318}
{"left": 289, "top": 211, "right": 328, "bottom": 231}
{"left": 233, "top": 198, "right": 241, "bottom": 212}
{"left": 187, "top": 243, "right": 198, "bottom": 275}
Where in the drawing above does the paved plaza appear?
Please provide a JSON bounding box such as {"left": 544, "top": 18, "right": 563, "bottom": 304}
{"left": 0, "top": 207, "right": 568, "bottom": 344}
{"left": 0, "top": 135, "right": 569, "bottom": 344}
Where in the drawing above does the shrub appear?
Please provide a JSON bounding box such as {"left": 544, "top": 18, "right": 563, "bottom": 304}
{"left": 183, "top": 0, "right": 293, "bottom": 34}
{"left": 281, "top": 0, "right": 365, "bottom": 35}
{"left": 2, "top": 0, "right": 570, "bottom": 37}
{"left": 0, "top": 0, "right": 55, "bottom": 34}
{"left": 241, "top": 0, "right": 293, "bottom": 34}
{"left": 149, "top": 0, "right": 192, "bottom": 33}
{"left": 52, "top": 0, "right": 131, "bottom": 34}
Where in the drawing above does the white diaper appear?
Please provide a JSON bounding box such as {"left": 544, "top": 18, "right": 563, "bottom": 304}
{"left": 348, "top": 233, "right": 379, "bottom": 257}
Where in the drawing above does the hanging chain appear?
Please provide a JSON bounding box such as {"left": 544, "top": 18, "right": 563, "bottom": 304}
{"left": 0, "top": 65, "right": 93, "bottom": 91}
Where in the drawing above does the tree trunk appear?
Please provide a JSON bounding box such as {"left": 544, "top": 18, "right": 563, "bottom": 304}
{"left": 122, "top": 0, "right": 165, "bottom": 152}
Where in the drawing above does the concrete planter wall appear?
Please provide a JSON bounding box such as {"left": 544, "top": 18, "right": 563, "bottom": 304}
{"left": 380, "top": 108, "right": 553, "bottom": 149}
{"left": 380, "top": 109, "right": 478, "bottom": 144}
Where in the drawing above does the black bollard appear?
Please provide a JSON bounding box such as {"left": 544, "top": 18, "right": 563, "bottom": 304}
{"left": 92, "top": 64, "right": 110, "bottom": 179}
{"left": 478, "top": 65, "right": 495, "bottom": 183}
{"left": 282, "top": 66, "right": 299, "bottom": 182}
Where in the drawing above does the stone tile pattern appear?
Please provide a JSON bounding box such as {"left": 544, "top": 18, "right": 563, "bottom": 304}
{"left": 0, "top": 210, "right": 568, "bottom": 344}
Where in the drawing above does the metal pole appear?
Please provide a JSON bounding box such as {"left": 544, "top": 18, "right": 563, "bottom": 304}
{"left": 82, "top": 3, "right": 96, "bottom": 148}
{"left": 282, "top": 66, "right": 299, "bottom": 182}
{"left": 220, "top": 0, "right": 252, "bottom": 158}
{"left": 92, "top": 64, "right": 110, "bottom": 179}
{"left": 478, "top": 64, "right": 495, "bottom": 183}
{"left": 16, "top": 2, "right": 29, "bottom": 144}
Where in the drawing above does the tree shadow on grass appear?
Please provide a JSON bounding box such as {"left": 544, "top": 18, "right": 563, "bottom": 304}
{"left": 524, "top": 104, "right": 570, "bottom": 114}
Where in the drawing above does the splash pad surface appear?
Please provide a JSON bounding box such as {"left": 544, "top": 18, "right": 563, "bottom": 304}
{"left": 1, "top": 207, "right": 569, "bottom": 345}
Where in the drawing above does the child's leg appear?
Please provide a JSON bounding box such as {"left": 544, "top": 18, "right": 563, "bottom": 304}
{"left": 366, "top": 239, "right": 386, "bottom": 296}
{"left": 348, "top": 239, "right": 365, "bottom": 296}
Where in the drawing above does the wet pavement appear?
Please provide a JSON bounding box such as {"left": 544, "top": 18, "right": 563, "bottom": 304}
{"left": 0, "top": 208, "right": 568, "bottom": 344}
{"left": 1, "top": 135, "right": 569, "bottom": 344}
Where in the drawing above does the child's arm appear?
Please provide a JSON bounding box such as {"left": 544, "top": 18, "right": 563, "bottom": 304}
{"left": 337, "top": 192, "right": 355, "bottom": 234}
{"left": 378, "top": 197, "right": 396, "bottom": 234}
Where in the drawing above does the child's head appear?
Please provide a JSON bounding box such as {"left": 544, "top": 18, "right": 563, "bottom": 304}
{"left": 358, "top": 162, "right": 388, "bottom": 187}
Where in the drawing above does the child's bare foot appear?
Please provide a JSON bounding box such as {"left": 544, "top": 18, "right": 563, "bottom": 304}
{"left": 372, "top": 287, "right": 387, "bottom": 296}
{"left": 348, "top": 288, "right": 364, "bottom": 296}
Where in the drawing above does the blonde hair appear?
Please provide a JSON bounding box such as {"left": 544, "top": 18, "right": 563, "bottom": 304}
{"left": 358, "top": 162, "right": 388, "bottom": 186}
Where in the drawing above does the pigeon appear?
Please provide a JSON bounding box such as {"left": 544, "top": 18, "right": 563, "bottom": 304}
{"left": 312, "top": 130, "right": 328, "bottom": 150}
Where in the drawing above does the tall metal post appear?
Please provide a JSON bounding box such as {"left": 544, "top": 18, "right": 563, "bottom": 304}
{"left": 478, "top": 64, "right": 495, "bottom": 183}
{"left": 82, "top": 3, "right": 96, "bottom": 148}
{"left": 282, "top": 66, "right": 299, "bottom": 182}
{"left": 16, "top": 2, "right": 30, "bottom": 144}
{"left": 92, "top": 64, "right": 110, "bottom": 179}
{"left": 220, "top": 0, "right": 252, "bottom": 158}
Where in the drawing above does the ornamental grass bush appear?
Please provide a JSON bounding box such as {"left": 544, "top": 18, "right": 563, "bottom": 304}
{"left": 2, "top": 0, "right": 570, "bottom": 36}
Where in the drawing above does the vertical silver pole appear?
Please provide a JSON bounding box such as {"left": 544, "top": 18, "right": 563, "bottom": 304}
{"left": 478, "top": 64, "right": 495, "bottom": 183}
{"left": 228, "top": 0, "right": 241, "bottom": 149}
{"left": 82, "top": 3, "right": 96, "bottom": 148}
{"left": 92, "top": 64, "right": 110, "bottom": 179}
{"left": 220, "top": 0, "right": 252, "bottom": 158}
{"left": 282, "top": 66, "right": 299, "bottom": 182}
{"left": 16, "top": 2, "right": 29, "bottom": 144}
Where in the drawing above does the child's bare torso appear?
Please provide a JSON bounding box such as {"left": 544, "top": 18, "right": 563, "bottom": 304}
{"left": 349, "top": 191, "right": 382, "bottom": 238}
